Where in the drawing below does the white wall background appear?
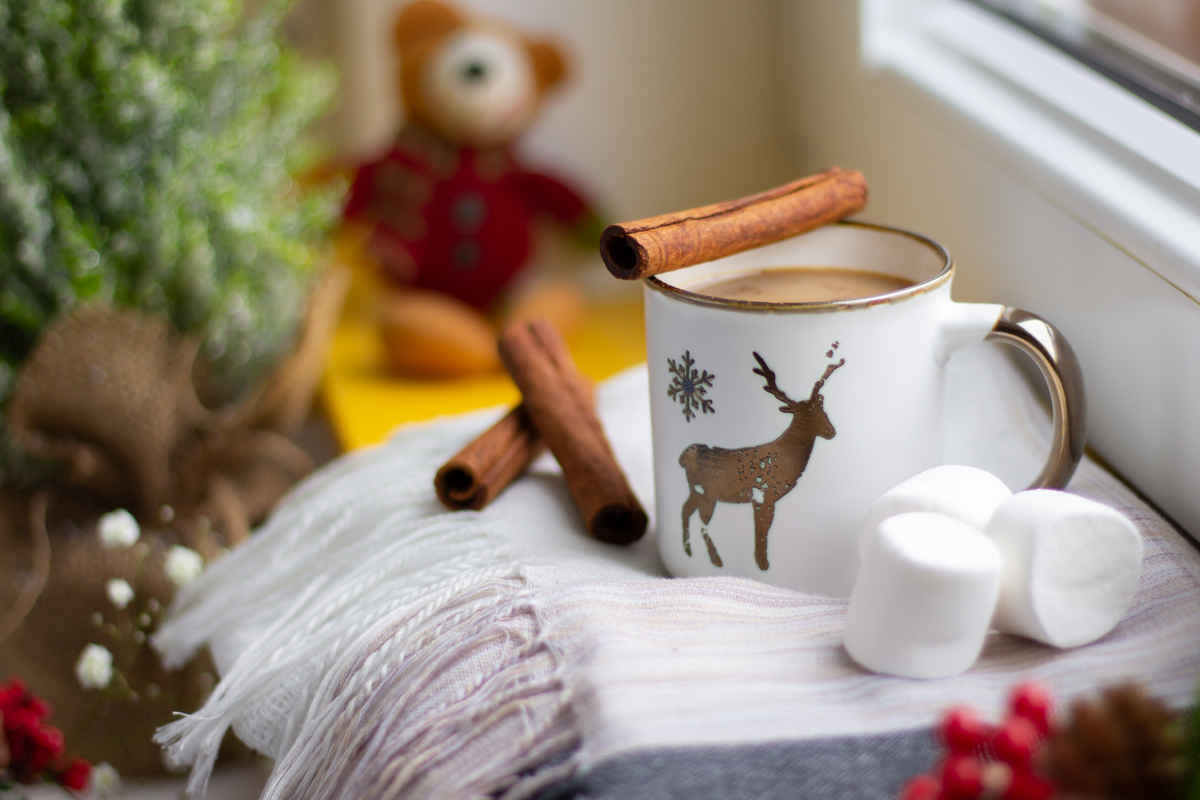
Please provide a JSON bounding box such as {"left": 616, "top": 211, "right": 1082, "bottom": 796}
{"left": 784, "top": 1, "right": 1200, "bottom": 535}
{"left": 289, "top": 0, "right": 797, "bottom": 222}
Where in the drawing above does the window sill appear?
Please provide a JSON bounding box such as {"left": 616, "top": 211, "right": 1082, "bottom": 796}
{"left": 863, "top": 0, "right": 1200, "bottom": 303}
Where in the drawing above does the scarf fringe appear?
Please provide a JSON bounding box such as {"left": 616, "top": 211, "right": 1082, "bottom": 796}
{"left": 154, "top": 411, "right": 580, "bottom": 797}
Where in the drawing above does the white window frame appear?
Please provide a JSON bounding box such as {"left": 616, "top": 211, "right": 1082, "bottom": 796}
{"left": 861, "top": 0, "right": 1200, "bottom": 302}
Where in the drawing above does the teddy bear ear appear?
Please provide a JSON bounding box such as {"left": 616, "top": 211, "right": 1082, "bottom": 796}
{"left": 394, "top": 1, "right": 464, "bottom": 52}
{"left": 528, "top": 40, "right": 567, "bottom": 90}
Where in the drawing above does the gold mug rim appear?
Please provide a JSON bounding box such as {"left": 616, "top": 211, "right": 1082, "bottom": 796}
{"left": 643, "top": 220, "right": 954, "bottom": 313}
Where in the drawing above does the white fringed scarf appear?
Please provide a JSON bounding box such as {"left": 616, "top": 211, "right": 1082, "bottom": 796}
{"left": 154, "top": 359, "right": 1200, "bottom": 799}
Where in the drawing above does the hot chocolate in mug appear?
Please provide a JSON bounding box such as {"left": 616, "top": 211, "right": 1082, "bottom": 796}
{"left": 644, "top": 221, "right": 1085, "bottom": 597}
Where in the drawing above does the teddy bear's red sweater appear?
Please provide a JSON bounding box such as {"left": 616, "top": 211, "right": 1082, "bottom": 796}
{"left": 346, "top": 126, "right": 592, "bottom": 311}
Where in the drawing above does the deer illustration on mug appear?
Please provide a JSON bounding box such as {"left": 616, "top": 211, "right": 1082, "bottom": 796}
{"left": 679, "top": 348, "right": 844, "bottom": 570}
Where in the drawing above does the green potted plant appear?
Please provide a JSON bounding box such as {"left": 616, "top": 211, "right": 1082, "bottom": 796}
{"left": 0, "top": 0, "right": 343, "bottom": 773}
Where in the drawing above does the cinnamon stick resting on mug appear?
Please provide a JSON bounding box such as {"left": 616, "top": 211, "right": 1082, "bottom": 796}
{"left": 496, "top": 320, "right": 648, "bottom": 545}
{"left": 599, "top": 167, "right": 868, "bottom": 280}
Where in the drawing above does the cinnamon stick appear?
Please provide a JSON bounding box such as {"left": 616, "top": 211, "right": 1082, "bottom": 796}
{"left": 497, "top": 319, "right": 647, "bottom": 545}
{"left": 434, "top": 405, "right": 545, "bottom": 511}
{"left": 599, "top": 167, "right": 868, "bottom": 280}
{"left": 433, "top": 325, "right": 592, "bottom": 512}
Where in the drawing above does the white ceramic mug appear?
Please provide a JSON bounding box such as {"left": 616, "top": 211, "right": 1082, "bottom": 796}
{"left": 644, "top": 222, "right": 1084, "bottom": 597}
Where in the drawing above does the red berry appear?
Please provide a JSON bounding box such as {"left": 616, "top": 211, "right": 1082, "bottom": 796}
{"left": 0, "top": 678, "right": 27, "bottom": 712}
{"left": 992, "top": 716, "right": 1040, "bottom": 766}
{"left": 940, "top": 706, "right": 989, "bottom": 753}
{"left": 22, "top": 721, "right": 63, "bottom": 777}
{"left": 1009, "top": 682, "right": 1053, "bottom": 737}
{"left": 56, "top": 757, "right": 92, "bottom": 792}
{"left": 1003, "top": 767, "right": 1055, "bottom": 800}
{"left": 940, "top": 755, "right": 984, "bottom": 800}
{"left": 898, "top": 773, "right": 942, "bottom": 800}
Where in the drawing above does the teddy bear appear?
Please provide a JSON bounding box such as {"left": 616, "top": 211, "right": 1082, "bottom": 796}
{"left": 342, "top": 0, "right": 599, "bottom": 377}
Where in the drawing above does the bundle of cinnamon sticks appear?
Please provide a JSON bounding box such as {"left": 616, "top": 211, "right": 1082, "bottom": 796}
{"left": 434, "top": 319, "right": 647, "bottom": 545}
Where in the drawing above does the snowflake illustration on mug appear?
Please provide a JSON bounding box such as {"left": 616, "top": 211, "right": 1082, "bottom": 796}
{"left": 667, "top": 351, "right": 716, "bottom": 422}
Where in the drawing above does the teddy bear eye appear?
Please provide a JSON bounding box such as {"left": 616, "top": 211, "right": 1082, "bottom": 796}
{"left": 460, "top": 61, "right": 488, "bottom": 83}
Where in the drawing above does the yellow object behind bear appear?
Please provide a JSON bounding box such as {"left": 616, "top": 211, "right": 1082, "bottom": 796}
{"left": 321, "top": 290, "right": 644, "bottom": 451}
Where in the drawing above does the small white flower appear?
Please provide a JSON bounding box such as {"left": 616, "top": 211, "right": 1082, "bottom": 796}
{"left": 164, "top": 545, "right": 205, "bottom": 588}
{"left": 75, "top": 643, "right": 114, "bottom": 690}
{"left": 228, "top": 206, "right": 256, "bottom": 231}
{"left": 105, "top": 578, "right": 134, "bottom": 610}
{"left": 92, "top": 762, "right": 121, "bottom": 796}
{"left": 98, "top": 509, "right": 139, "bottom": 548}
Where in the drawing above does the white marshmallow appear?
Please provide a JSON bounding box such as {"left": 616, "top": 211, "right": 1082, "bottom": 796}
{"left": 985, "top": 490, "right": 1143, "bottom": 648}
{"left": 858, "top": 465, "right": 1012, "bottom": 557}
{"left": 844, "top": 512, "right": 1002, "bottom": 679}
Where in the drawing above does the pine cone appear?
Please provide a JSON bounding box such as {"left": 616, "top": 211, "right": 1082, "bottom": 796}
{"left": 1043, "top": 683, "right": 1187, "bottom": 800}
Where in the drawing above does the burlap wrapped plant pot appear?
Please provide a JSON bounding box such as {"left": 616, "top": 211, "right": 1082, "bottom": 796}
{"left": 0, "top": 267, "right": 348, "bottom": 774}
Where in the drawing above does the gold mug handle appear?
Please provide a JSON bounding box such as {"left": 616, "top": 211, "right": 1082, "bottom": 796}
{"left": 985, "top": 308, "right": 1087, "bottom": 489}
